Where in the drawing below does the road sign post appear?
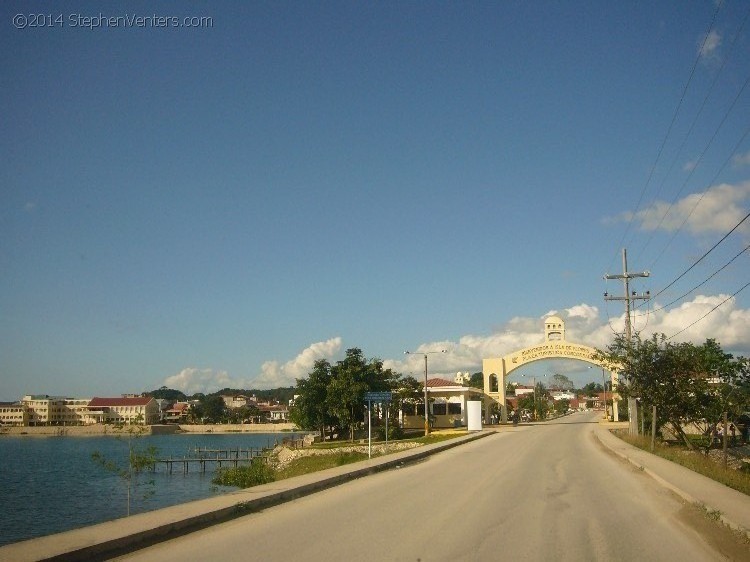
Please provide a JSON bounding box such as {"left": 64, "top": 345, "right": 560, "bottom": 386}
{"left": 364, "top": 392, "right": 392, "bottom": 458}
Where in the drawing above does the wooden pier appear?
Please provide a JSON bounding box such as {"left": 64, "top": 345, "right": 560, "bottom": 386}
{"left": 153, "top": 438, "right": 306, "bottom": 475}
{"left": 155, "top": 447, "right": 269, "bottom": 474}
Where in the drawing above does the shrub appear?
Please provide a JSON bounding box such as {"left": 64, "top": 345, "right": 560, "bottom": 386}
{"left": 376, "top": 425, "right": 405, "bottom": 441}
{"left": 213, "top": 458, "right": 275, "bottom": 488}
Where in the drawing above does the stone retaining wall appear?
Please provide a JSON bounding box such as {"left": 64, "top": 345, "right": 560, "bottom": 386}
{"left": 176, "top": 423, "right": 299, "bottom": 433}
{"left": 0, "top": 424, "right": 179, "bottom": 436}
{"left": 0, "top": 423, "right": 301, "bottom": 437}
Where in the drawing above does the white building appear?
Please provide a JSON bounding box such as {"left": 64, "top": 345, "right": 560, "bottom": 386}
{"left": 401, "top": 378, "right": 486, "bottom": 430}
{"left": 0, "top": 402, "right": 27, "bottom": 426}
{"left": 21, "top": 395, "right": 92, "bottom": 426}
{"left": 85, "top": 397, "right": 160, "bottom": 425}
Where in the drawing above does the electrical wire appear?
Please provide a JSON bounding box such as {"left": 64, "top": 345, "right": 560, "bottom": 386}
{"left": 633, "top": 243, "right": 750, "bottom": 317}
{"left": 651, "top": 119, "right": 750, "bottom": 259}
{"left": 607, "top": 0, "right": 724, "bottom": 272}
{"left": 666, "top": 280, "right": 750, "bottom": 340}
{"left": 634, "top": 4, "right": 750, "bottom": 265}
{"left": 649, "top": 209, "right": 750, "bottom": 302}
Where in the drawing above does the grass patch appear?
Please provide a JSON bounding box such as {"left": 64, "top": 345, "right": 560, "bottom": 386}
{"left": 213, "top": 458, "right": 275, "bottom": 488}
{"left": 308, "top": 430, "right": 466, "bottom": 449}
{"left": 276, "top": 451, "right": 369, "bottom": 480}
{"left": 616, "top": 433, "right": 750, "bottom": 496}
{"left": 409, "top": 431, "right": 468, "bottom": 446}
{"left": 221, "top": 430, "right": 469, "bottom": 488}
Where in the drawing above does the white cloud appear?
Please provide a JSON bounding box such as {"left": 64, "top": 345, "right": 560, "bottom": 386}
{"left": 163, "top": 297, "right": 750, "bottom": 395}
{"left": 699, "top": 29, "right": 721, "bottom": 62}
{"left": 607, "top": 180, "right": 750, "bottom": 235}
{"left": 161, "top": 337, "right": 343, "bottom": 395}
{"left": 386, "top": 297, "right": 750, "bottom": 380}
{"left": 253, "top": 337, "right": 343, "bottom": 388}
{"left": 162, "top": 368, "right": 238, "bottom": 396}
{"left": 635, "top": 294, "right": 750, "bottom": 350}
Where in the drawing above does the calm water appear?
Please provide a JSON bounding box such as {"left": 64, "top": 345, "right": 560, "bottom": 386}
{"left": 0, "top": 432, "right": 302, "bottom": 546}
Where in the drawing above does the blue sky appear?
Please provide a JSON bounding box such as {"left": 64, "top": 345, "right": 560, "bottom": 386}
{"left": 2, "top": 1, "right": 750, "bottom": 399}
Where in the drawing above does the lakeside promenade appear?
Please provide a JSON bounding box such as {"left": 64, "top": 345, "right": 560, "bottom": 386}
{"left": 0, "top": 423, "right": 299, "bottom": 437}
{"left": 0, "top": 430, "right": 492, "bottom": 562}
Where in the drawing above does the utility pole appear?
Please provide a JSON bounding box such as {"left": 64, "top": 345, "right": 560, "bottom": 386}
{"left": 604, "top": 248, "right": 650, "bottom": 435}
{"left": 404, "top": 350, "right": 446, "bottom": 436}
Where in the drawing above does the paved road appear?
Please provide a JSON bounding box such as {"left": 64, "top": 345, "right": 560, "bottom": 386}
{"left": 113, "top": 412, "right": 734, "bottom": 561}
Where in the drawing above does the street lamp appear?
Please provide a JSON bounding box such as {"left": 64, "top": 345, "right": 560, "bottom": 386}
{"left": 404, "top": 350, "right": 446, "bottom": 436}
{"left": 602, "top": 367, "right": 609, "bottom": 421}
{"left": 522, "top": 374, "right": 545, "bottom": 421}
{"left": 588, "top": 365, "right": 609, "bottom": 420}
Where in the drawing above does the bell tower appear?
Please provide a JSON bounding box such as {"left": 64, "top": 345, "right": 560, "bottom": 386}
{"left": 544, "top": 316, "right": 565, "bottom": 341}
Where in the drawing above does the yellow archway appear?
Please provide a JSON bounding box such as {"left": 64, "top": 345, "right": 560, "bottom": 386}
{"left": 482, "top": 316, "right": 619, "bottom": 421}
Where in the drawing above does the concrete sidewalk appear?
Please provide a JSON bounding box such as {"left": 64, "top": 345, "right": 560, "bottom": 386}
{"left": 593, "top": 423, "right": 750, "bottom": 539}
{"left": 0, "top": 431, "right": 492, "bottom": 562}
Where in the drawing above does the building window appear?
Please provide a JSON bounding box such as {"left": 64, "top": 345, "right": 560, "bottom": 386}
{"left": 489, "top": 374, "right": 499, "bottom": 393}
{"left": 432, "top": 403, "right": 447, "bottom": 416}
{"left": 402, "top": 403, "right": 416, "bottom": 416}
{"left": 448, "top": 403, "right": 462, "bottom": 415}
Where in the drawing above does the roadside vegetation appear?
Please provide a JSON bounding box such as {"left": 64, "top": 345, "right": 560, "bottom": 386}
{"left": 597, "top": 334, "right": 749, "bottom": 450}
{"left": 597, "top": 333, "right": 750, "bottom": 496}
{"left": 213, "top": 430, "right": 467, "bottom": 489}
{"left": 617, "top": 432, "right": 750, "bottom": 496}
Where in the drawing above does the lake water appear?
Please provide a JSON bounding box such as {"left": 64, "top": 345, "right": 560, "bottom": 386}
{"left": 0, "top": 432, "right": 303, "bottom": 546}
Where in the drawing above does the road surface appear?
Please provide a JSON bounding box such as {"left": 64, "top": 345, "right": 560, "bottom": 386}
{"left": 112, "top": 412, "right": 744, "bottom": 561}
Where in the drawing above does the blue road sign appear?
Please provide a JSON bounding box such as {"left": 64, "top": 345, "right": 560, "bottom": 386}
{"left": 364, "top": 391, "right": 392, "bottom": 402}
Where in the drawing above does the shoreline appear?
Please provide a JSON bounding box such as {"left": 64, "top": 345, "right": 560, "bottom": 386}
{"left": 0, "top": 423, "right": 301, "bottom": 437}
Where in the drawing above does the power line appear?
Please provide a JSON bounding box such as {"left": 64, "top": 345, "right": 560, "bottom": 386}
{"left": 634, "top": 243, "right": 750, "bottom": 316}
{"left": 649, "top": 210, "right": 750, "bottom": 302}
{"left": 634, "top": 4, "right": 750, "bottom": 265}
{"left": 647, "top": 123, "right": 750, "bottom": 272}
{"left": 666, "top": 280, "right": 750, "bottom": 340}
{"left": 608, "top": 0, "right": 725, "bottom": 272}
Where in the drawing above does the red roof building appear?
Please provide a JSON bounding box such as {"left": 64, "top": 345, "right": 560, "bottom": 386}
{"left": 85, "top": 396, "right": 159, "bottom": 425}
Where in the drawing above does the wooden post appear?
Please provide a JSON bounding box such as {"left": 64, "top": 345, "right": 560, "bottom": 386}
{"left": 650, "top": 405, "right": 656, "bottom": 452}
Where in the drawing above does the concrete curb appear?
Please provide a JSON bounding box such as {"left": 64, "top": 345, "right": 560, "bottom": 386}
{"left": 0, "top": 431, "right": 494, "bottom": 562}
{"left": 593, "top": 424, "right": 750, "bottom": 540}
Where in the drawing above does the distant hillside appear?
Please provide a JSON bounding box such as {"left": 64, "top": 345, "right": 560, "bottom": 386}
{"left": 145, "top": 386, "right": 296, "bottom": 404}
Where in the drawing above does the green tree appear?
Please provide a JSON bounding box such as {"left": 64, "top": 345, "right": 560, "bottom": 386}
{"left": 535, "top": 382, "right": 550, "bottom": 420}
{"left": 290, "top": 359, "right": 334, "bottom": 440}
{"left": 467, "top": 372, "right": 484, "bottom": 389}
{"left": 390, "top": 374, "right": 422, "bottom": 432}
{"left": 597, "top": 334, "right": 749, "bottom": 449}
{"left": 554, "top": 398, "right": 571, "bottom": 415}
{"left": 201, "top": 395, "right": 226, "bottom": 423}
{"left": 517, "top": 384, "right": 549, "bottom": 420}
{"left": 517, "top": 394, "right": 534, "bottom": 416}
{"left": 146, "top": 387, "right": 187, "bottom": 401}
{"left": 580, "top": 382, "right": 603, "bottom": 395}
{"left": 393, "top": 375, "right": 422, "bottom": 407}
{"left": 293, "top": 348, "right": 402, "bottom": 442}
{"left": 326, "top": 349, "right": 373, "bottom": 441}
